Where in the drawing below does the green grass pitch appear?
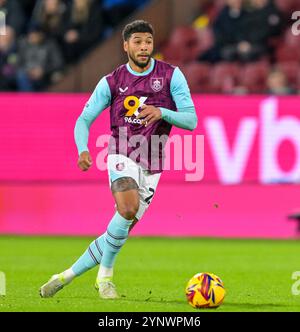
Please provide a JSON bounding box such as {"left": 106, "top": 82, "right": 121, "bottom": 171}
{"left": 0, "top": 236, "right": 300, "bottom": 312}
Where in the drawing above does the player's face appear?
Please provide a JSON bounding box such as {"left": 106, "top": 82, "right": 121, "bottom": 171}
{"left": 124, "top": 33, "right": 154, "bottom": 69}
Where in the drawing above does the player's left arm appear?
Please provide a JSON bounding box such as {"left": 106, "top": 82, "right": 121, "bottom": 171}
{"left": 160, "top": 67, "right": 198, "bottom": 131}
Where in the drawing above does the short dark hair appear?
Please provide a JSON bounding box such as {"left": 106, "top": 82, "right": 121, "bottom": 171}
{"left": 122, "top": 20, "right": 154, "bottom": 41}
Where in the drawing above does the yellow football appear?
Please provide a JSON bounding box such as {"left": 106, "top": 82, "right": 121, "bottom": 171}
{"left": 185, "top": 272, "right": 225, "bottom": 308}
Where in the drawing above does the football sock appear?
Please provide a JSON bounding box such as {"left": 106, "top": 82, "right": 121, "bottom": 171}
{"left": 100, "top": 211, "right": 133, "bottom": 269}
{"left": 59, "top": 268, "right": 76, "bottom": 284}
{"left": 71, "top": 233, "right": 106, "bottom": 276}
{"left": 97, "top": 266, "right": 114, "bottom": 281}
{"left": 71, "top": 212, "right": 132, "bottom": 276}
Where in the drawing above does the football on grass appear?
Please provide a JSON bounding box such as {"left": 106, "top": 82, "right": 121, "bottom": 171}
{"left": 185, "top": 272, "right": 225, "bottom": 308}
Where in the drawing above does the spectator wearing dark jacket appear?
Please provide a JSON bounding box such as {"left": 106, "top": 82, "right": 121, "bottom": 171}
{"left": 199, "top": 0, "right": 282, "bottom": 63}
{"left": 243, "top": 0, "right": 283, "bottom": 55}
{"left": 200, "top": 0, "right": 248, "bottom": 62}
{"left": 61, "top": 0, "right": 104, "bottom": 62}
{"left": 30, "top": 0, "right": 67, "bottom": 43}
{"left": 16, "top": 26, "right": 64, "bottom": 91}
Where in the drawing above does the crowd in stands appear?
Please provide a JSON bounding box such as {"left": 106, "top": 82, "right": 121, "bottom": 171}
{"left": 161, "top": 0, "right": 300, "bottom": 94}
{"left": 1, "top": 0, "right": 299, "bottom": 94}
{"left": 0, "top": 0, "right": 149, "bottom": 91}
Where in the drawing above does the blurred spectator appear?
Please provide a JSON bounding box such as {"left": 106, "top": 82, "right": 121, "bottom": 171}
{"left": 30, "top": 0, "right": 67, "bottom": 42}
{"left": 102, "top": 0, "right": 149, "bottom": 28}
{"left": 199, "top": 0, "right": 248, "bottom": 62}
{"left": 247, "top": 0, "right": 282, "bottom": 36}
{"left": 199, "top": 0, "right": 282, "bottom": 63}
{"left": 0, "top": 0, "right": 25, "bottom": 36}
{"left": 62, "top": 0, "right": 103, "bottom": 62}
{"left": 266, "top": 69, "right": 296, "bottom": 95}
{"left": 242, "top": 0, "right": 283, "bottom": 57}
{"left": 0, "top": 26, "right": 18, "bottom": 90}
{"left": 16, "top": 26, "right": 64, "bottom": 91}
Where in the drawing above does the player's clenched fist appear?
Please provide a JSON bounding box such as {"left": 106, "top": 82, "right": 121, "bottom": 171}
{"left": 137, "top": 104, "right": 162, "bottom": 127}
{"left": 78, "top": 151, "right": 93, "bottom": 171}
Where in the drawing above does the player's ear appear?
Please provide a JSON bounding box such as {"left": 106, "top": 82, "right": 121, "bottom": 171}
{"left": 123, "top": 41, "right": 128, "bottom": 52}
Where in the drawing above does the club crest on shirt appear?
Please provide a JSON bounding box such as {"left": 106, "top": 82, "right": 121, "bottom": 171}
{"left": 150, "top": 78, "right": 164, "bottom": 92}
{"left": 116, "top": 162, "right": 125, "bottom": 171}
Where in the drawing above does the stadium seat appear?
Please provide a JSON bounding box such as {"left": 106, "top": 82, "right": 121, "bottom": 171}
{"left": 210, "top": 62, "right": 241, "bottom": 93}
{"left": 239, "top": 61, "right": 270, "bottom": 93}
{"left": 159, "top": 0, "right": 300, "bottom": 94}
{"left": 275, "top": 45, "right": 300, "bottom": 62}
{"left": 181, "top": 62, "right": 211, "bottom": 93}
{"left": 274, "top": 0, "right": 300, "bottom": 15}
{"left": 276, "top": 61, "right": 300, "bottom": 89}
{"left": 283, "top": 27, "right": 300, "bottom": 48}
{"left": 162, "top": 26, "right": 201, "bottom": 63}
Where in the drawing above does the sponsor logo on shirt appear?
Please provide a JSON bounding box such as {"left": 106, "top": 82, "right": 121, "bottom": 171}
{"left": 119, "top": 87, "right": 129, "bottom": 93}
{"left": 123, "top": 96, "right": 148, "bottom": 125}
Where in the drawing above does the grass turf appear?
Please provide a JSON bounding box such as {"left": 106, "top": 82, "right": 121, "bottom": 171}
{"left": 0, "top": 236, "right": 300, "bottom": 312}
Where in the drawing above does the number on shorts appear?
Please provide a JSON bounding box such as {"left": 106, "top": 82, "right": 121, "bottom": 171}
{"left": 145, "top": 188, "right": 155, "bottom": 205}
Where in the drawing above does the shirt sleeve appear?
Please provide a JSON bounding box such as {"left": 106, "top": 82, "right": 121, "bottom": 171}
{"left": 160, "top": 67, "right": 198, "bottom": 131}
{"left": 74, "top": 77, "right": 111, "bottom": 155}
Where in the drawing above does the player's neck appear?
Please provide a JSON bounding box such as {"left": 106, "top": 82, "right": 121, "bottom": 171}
{"left": 128, "top": 59, "right": 152, "bottom": 73}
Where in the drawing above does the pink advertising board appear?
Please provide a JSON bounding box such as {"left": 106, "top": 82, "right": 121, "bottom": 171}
{"left": 0, "top": 93, "right": 299, "bottom": 237}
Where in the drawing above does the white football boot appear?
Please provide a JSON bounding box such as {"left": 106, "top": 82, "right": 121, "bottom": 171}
{"left": 39, "top": 274, "right": 66, "bottom": 298}
{"left": 95, "top": 278, "right": 119, "bottom": 299}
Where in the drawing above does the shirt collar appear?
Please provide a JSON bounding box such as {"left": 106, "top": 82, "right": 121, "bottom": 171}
{"left": 126, "top": 58, "right": 155, "bottom": 76}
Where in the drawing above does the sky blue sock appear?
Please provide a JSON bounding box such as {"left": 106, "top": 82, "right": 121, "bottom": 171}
{"left": 71, "top": 233, "right": 106, "bottom": 276}
{"left": 101, "top": 211, "right": 133, "bottom": 269}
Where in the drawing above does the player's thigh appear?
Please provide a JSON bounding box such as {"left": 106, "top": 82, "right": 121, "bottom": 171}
{"left": 111, "top": 177, "right": 139, "bottom": 204}
{"left": 107, "top": 154, "right": 140, "bottom": 218}
{"left": 135, "top": 171, "right": 161, "bottom": 220}
{"left": 111, "top": 177, "right": 140, "bottom": 219}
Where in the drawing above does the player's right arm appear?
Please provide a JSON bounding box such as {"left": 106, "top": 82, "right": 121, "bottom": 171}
{"left": 74, "top": 77, "right": 111, "bottom": 171}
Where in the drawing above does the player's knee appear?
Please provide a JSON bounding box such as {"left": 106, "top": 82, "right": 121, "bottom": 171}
{"left": 118, "top": 203, "right": 139, "bottom": 220}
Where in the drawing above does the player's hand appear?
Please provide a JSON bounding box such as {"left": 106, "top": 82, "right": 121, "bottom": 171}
{"left": 137, "top": 104, "right": 162, "bottom": 127}
{"left": 78, "top": 151, "right": 93, "bottom": 171}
